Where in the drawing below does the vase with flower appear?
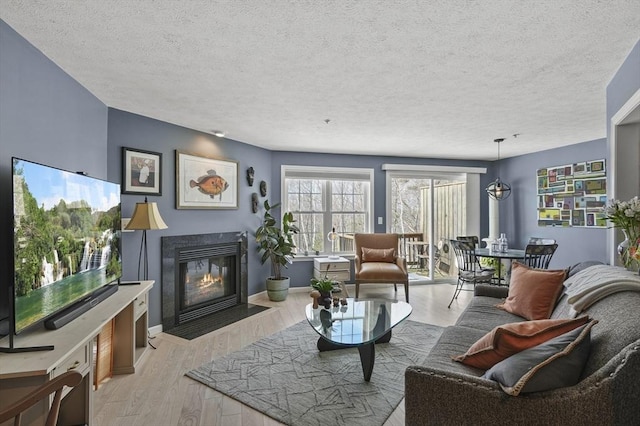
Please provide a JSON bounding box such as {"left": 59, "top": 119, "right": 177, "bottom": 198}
{"left": 603, "top": 196, "right": 640, "bottom": 273}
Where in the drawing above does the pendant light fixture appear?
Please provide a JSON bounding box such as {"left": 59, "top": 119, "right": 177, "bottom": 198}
{"left": 486, "top": 138, "right": 511, "bottom": 201}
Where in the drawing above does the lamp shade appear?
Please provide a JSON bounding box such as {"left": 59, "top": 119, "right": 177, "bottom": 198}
{"left": 125, "top": 200, "right": 168, "bottom": 230}
{"left": 485, "top": 138, "right": 512, "bottom": 201}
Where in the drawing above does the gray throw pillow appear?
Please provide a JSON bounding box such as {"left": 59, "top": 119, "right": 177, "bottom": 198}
{"left": 482, "top": 319, "right": 597, "bottom": 396}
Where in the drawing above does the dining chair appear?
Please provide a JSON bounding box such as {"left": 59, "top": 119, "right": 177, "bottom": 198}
{"left": 0, "top": 370, "right": 83, "bottom": 426}
{"left": 456, "top": 235, "right": 479, "bottom": 247}
{"left": 457, "top": 235, "right": 496, "bottom": 274}
{"left": 448, "top": 239, "right": 494, "bottom": 308}
{"left": 522, "top": 243, "right": 558, "bottom": 269}
{"left": 528, "top": 237, "right": 557, "bottom": 245}
{"left": 354, "top": 233, "right": 409, "bottom": 302}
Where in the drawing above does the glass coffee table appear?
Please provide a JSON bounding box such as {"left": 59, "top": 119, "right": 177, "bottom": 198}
{"left": 304, "top": 298, "right": 412, "bottom": 381}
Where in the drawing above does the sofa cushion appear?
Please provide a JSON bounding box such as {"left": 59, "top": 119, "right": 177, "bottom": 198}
{"left": 496, "top": 262, "right": 567, "bottom": 320}
{"left": 455, "top": 295, "right": 525, "bottom": 333}
{"left": 361, "top": 247, "right": 395, "bottom": 263}
{"left": 452, "top": 316, "right": 591, "bottom": 370}
{"left": 427, "top": 325, "right": 489, "bottom": 376}
{"left": 483, "top": 319, "right": 596, "bottom": 396}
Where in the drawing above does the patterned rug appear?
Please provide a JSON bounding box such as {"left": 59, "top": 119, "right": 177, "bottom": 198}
{"left": 186, "top": 319, "right": 443, "bottom": 426}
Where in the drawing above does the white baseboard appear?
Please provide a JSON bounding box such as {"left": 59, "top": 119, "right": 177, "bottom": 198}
{"left": 148, "top": 324, "right": 163, "bottom": 336}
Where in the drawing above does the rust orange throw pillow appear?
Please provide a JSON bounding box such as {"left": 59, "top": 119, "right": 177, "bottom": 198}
{"left": 361, "top": 247, "right": 395, "bottom": 263}
{"left": 453, "top": 316, "right": 590, "bottom": 370}
{"left": 496, "top": 262, "right": 567, "bottom": 320}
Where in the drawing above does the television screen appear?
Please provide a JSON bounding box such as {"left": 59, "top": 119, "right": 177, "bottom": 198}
{"left": 12, "top": 158, "right": 122, "bottom": 333}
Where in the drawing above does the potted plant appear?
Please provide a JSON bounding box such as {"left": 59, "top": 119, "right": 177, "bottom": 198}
{"left": 310, "top": 274, "right": 335, "bottom": 309}
{"left": 310, "top": 276, "right": 335, "bottom": 293}
{"left": 255, "top": 199, "right": 299, "bottom": 301}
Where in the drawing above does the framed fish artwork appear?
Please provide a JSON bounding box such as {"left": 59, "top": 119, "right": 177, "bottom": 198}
{"left": 122, "top": 147, "right": 162, "bottom": 195}
{"left": 175, "top": 150, "right": 239, "bottom": 209}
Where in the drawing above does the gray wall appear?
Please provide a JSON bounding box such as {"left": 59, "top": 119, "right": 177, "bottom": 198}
{"left": 106, "top": 109, "right": 273, "bottom": 326}
{"left": 497, "top": 38, "right": 640, "bottom": 270}
{"left": 500, "top": 139, "right": 608, "bottom": 268}
{"left": 0, "top": 20, "right": 108, "bottom": 322}
{"left": 270, "top": 151, "right": 493, "bottom": 287}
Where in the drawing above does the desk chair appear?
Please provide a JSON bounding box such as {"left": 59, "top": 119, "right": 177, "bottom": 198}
{"left": 354, "top": 233, "right": 409, "bottom": 302}
{"left": 0, "top": 371, "right": 82, "bottom": 426}
{"left": 449, "top": 239, "right": 494, "bottom": 308}
{"left": 522, "top": 243, "right": 558, "bottom": 269}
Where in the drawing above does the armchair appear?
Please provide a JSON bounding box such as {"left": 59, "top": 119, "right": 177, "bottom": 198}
{"left": 354, "top": 233, "right": 409, "bottom": 302}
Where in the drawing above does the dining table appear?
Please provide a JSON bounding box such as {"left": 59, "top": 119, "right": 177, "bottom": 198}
{"left": 474, "top": 247, "right": 526, "bottom": 285}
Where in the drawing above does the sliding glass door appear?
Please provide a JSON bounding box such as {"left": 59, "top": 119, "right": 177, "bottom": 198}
{"left": 388, "top": 172, "right": 467, "bottom": 281}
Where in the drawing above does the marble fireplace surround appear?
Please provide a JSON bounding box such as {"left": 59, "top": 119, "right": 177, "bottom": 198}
{"left": 161, "top": 232, "right": 248, "bottom": 332}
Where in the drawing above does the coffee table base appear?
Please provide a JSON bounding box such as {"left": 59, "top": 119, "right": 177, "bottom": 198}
{"left": 316, "top": 330, "right": 392, "bottom": 381}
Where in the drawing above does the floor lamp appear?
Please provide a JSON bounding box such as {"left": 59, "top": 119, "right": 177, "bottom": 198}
{"left": 125, "top": 197, "right": 168, "bottom": 281}
{"left": 125, "top": 198, "right": 167, "bottom": 349}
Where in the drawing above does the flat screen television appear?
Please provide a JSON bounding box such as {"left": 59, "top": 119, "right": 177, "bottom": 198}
{"left": 11, "top": 158, "right": 122, "bottom": 334}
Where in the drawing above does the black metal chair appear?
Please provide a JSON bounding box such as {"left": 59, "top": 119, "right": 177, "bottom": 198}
{"left": 448, "top": 239, "right": 494, "bottom": 308}
{"left": 522, "top": 243, "right": 558, "bottom": 269}
{"left": 456, "top": 235, "right": 479, "bottom": 246}
{"left": 457, "top": 235, "right": 496, "bottom": 275}
{"left": 528, "top": 237, "right": 557, "bottom": 245}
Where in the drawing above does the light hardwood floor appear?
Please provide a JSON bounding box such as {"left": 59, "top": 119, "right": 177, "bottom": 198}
{"left": 93, "top": 282, "right": 473, "bottom": 426}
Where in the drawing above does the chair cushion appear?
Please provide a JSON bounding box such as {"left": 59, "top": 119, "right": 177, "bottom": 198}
{"left": 357, "top": 262, "right": 406, "bottom": 280}
{"left": 452, "top": 316, "right": 590, "bottom": 370}
{"left": 482, "top": 320, "right": 596, "bottom": 396}
{"left": 496, "top": 262, "right": 567, "bottom": 320}
{"left": 361, "top": 247, "right": 395, "bottom": 263}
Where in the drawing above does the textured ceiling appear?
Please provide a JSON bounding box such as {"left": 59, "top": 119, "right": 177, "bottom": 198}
{"left": 1, "top": 1, "right": 639, "bottom": 160}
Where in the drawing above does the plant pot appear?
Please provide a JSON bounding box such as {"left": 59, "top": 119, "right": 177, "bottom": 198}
{"left": 319, "top": 290, "right": 332, "bottom": 308}
{"left": 266, "top": 277, "right": 290, "bottom": 301}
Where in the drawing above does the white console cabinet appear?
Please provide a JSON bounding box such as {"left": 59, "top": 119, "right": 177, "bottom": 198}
{"left": 0, "top": 280, "right": 153, "bottom": 426}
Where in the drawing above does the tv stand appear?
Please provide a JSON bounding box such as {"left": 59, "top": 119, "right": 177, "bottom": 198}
{"left": 45, "top": 284, "right": 118, "bottom": 330}
{"left": 0, "top": 280, "right": 153, "bottom": 426}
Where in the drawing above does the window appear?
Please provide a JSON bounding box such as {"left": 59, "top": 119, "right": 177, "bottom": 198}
{"left": 283, "top": 166, "right": 374, "bottom": 255}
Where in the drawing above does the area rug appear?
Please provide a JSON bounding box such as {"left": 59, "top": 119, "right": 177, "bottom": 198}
{"left": 186, "top": 319, "right": 443, "bottom": 426}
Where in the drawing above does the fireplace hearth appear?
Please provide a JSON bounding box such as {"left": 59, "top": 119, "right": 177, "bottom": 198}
{"left": 162, "top": 232, "right": 248, "bottom": 332}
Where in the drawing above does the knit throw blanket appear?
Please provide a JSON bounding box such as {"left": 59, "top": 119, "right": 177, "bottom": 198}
{"left": 564, "top": 264, "right": 640, "bottom": 315}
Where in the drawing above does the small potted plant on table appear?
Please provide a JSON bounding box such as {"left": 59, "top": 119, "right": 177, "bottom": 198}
{"left": 311, "top": 275, "right": 335, "bottom": 309}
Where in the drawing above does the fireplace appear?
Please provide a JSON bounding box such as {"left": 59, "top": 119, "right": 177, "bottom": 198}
{"left": 162, "top": 232, "right": 248, "bottom": 332}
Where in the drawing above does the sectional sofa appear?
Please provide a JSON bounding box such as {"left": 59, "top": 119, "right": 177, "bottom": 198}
{"left": 405, "top": 262, "right": 640, "bottom": 425}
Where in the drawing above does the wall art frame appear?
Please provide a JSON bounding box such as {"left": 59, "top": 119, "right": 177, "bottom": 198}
{"left": 175, "top": 150, "right": 239, "bottom": 210}
{"left": 122, "top": 147, "right": 162, "bottom": 195}
{"left": 536, "top": 159, "right": 607, "bottom": 228}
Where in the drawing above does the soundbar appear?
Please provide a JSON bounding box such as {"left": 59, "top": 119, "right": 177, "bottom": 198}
{"left": 45, "top": 284, "right": 119, "bottom": 330}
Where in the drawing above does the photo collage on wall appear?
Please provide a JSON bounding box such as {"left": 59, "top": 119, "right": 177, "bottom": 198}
{"left": 536, "top": 159, "right": 607, "bottom": 228}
